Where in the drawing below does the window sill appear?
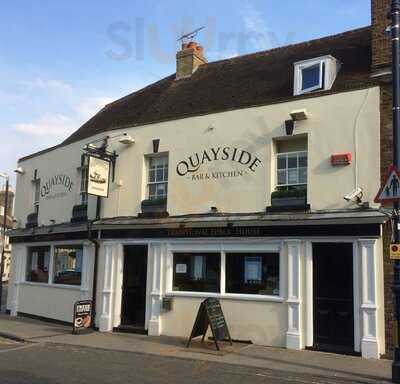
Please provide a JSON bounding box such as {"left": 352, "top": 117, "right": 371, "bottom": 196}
{"left": 165, "top": 291, "right": 284, "bottom": 303}
{"left": 20, "top": 281, "right": 81, "bottom": 291}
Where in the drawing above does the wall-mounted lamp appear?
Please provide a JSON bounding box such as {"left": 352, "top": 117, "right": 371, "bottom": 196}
{"left": 14, "top": 167, "right": 25, "bottom": 175}
{"left": 153, "top": 139, "right": 160, "bottom": 153}
{"left": 285, "top": 120, "right": 295, "bottom": 136}
{"left": 119, "top": 134, "right": 135, "bottom": 145}
{"left": 289, "top": 108, "right": 308, "bottom": 121}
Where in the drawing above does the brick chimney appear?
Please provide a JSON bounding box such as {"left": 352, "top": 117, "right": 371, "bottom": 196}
{"left": 176, "top": 41, "right": 207, "bottom": 80}
{"left": 371, "top": 0, "right": 391, "bottom": 72}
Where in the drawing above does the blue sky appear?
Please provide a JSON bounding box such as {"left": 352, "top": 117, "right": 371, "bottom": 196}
{"left": 1, "top": 0, "right": 370, "bottom": 188}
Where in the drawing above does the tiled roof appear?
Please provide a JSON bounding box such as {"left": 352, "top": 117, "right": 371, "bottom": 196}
{"left": 20, "top": 27, "right": 376, "bottom": 161}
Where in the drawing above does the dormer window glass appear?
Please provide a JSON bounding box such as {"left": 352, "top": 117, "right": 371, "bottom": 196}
{"left": 301, "top": 63, "right": 323, "bottom": 92}
{"left": 294, "top": 55, "right": 340, "bottom": 96}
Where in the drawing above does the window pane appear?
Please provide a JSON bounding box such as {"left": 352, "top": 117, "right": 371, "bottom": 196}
{"left": 156, "top": 168, "right": 164, "bottom": 181}
{"left": 288, "top": 169, "right": 298, "bottom": 184}
{"left": 149, "top": 157, "right": 156, "bottom": 169}
{"left": 26, "top": 247, "right": 50, "bottom": 283}
{"left": 277, "top": 154, "right": 286, "bottom": 170}
{"left": 53, "top": 246, "right": 83, "bottom": 286}
{"left": 277, "top": 169, "right": 287, "bottom": 185}
{"left": 156, "top": 183, "right": 166, "bottom": 196}
{"left": 163, "top": 167, "right": 169, "bottom": 181}
{"left": 173, "top": 253, "right": 220, "bottom": 293}
{"left": 226, "top": 253, "right": 280, "bottom": 296}
{"left": 299, "top": 153, "right": 307, "bottom": 167}
{"left": 287, "top": 153, "right": 297, "bottom": 168}
{"left": 302, "top": 64, "right": 320, "bottom": 90}
{"left": 149, "top": 184, "right": 156, "bottom": 197}
{"left": 149, "top": 169, "right": 156, "bottom": 183}
{"left": 299, "top": 167, "right": 307, "bottom": 184}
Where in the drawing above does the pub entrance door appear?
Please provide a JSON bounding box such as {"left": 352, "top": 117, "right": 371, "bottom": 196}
{"left": 120, "top": 245, "right": 148, "bottom": 332}
{"left": 313, "top": 243, "right": 354, "bottom": 354}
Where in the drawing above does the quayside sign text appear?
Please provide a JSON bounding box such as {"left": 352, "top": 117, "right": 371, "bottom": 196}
{"left": 176, "top": 146, "right": 262, "bottom": 179}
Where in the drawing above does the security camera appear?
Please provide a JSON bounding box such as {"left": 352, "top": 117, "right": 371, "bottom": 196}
{"left": 344, "top": 187, "right": 363, "bottom": 203}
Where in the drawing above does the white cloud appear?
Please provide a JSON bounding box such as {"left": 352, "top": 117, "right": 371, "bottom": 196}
{"left": 13, "top": 95, "right": 115, "bottom": 140}
{"left": 76, "top": 96, "right": 114, "bottom": 120}
{"left": 240, "top": 0, "right": 270, "bottom": 51}
{"left": 15, "top": 113, "right": 75, "bottom": 138}
{"left": 28, "top": 77, "right": 73, "bottom": 91}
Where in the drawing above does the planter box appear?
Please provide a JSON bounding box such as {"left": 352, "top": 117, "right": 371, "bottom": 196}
{"left": 140, "top": 199, "right": 168, "bottom": 218}
{"left": 71, "top": 204, "right": 88, "bottom": 223}
{"left": 271, "top": 196, "right": 307, "bottom": 208}
{"left": 26, "top": 213, "right": 38, "bottom": 228}
{"left": 267, "top": 195, "right": 309, "bottom": 213}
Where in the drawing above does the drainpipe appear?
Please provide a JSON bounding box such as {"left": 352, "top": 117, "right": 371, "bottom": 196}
{"left": 391, "top": 0, "right": 400, "bottom": 382}
{"left": 87, "top": 220, "right": 100, "bottom": 330}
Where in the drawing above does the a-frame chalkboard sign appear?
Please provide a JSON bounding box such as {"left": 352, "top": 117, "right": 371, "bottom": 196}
{"left": 186, "top": 298, "right": 232, "bottom": 351}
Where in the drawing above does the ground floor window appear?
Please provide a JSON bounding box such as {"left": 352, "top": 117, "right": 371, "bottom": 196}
{"left": 26, "top": 246, "right": 50, "bottom": 283}
{"left": 173, "top": 253, "right": 220, "bottom": 293}
{"left": 24, "top": 244, "right": 84, "bottom": 286}
{"left": 171, "top": 250, "right": 280, "bottom": 297}
{"left": 226, "top": 253, "right": 280, "bottom": 296}
{"left": 53, "top": 246, "right": 83, "bottom": 286}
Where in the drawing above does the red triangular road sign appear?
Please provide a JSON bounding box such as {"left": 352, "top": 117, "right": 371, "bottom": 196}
{"left": 375, "top": 164, "right": 400, "bottom": 203}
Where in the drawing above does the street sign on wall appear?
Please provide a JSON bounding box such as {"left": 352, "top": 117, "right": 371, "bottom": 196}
{"left": 391, "top": 244, "right": 400, "bottom": 260}
{"left": 375, "top": 165, "right": 400, "bottom": 204}
{"left": 87, "top": 156, "right": 110, "bottom": 198}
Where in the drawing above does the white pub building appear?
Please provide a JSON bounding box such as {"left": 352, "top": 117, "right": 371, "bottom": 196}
{"left": 7, "top": 1, "right": 396, "bottom": 360}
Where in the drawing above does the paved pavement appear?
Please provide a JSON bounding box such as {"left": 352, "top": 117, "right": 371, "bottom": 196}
{"left": 0, "top": 315, "right": 392, "bottom": 384}
{"left": 0, "top": 342, "right": 390, "bottom": 384}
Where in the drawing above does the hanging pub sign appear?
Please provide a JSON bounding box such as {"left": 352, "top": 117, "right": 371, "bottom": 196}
{"left": 87, "top": 156, "right": 110, "bottom": 198}
{"left": 72, "top": 300, "right": 93, "bottom": 334}
{"left": 186, "top": 298, "right": 232, "bottom": 351}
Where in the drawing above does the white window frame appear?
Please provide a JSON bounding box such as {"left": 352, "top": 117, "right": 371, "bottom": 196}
{"left": 294, "top": 55, "right": 340, "bottom": 96}
{"left": 276, "top": 150, "right": 307, "bottom": 188}
{"left": 25, "top": 245, "right": 51, "bottom": 284}
{"left": 166, "top": 242, "right": 284, "bottom": 303}
{"left": 147, "top": 154, "right": 169, "bottom": 200}
{"left": 297, "top": 60, "right": 324, "bottom": 95}
{"left": 52, "top": 245, "right": 84, "bottom": 286}
{"left": 22, "top": 241, "right": 89, "bottom": 289}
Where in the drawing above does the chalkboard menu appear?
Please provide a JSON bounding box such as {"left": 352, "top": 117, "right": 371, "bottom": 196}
{"left": 186, "top": 298, "right": 232, "bottom": 351}
{"left": 72, "top": 300, "right": 93, "bottom": 334}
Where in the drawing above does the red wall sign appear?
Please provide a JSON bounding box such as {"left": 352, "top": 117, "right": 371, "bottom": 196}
{"left": 331, "top": 153, "right": 352, "bottom": 166}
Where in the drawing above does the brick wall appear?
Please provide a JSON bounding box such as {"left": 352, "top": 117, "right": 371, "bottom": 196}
{"left": 372, "top": 0, "right": 395, "bottom": 357}
{"left": 380, "top": 78, "right": 395, "bottom": 358}
{"left": 372, "top": 0, "right": 391, "bottom": 69}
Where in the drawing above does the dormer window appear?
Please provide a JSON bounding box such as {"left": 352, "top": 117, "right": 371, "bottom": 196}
{"left": 294, "top": 55, "right": 340, "bottom": 96}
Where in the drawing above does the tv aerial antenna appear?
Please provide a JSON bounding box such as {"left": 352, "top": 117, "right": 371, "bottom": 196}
{"left": 177, "top": 26, "right": 205, "bottom": 43}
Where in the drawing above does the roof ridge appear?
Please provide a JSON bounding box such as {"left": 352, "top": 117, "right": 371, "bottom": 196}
{"left": 203, "top": 25, "right": 371, "bottom": 67}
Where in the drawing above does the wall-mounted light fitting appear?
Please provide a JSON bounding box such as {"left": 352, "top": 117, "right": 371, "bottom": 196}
{"left": 153, "top": 139, "right": 160, "bottom": 153}
{"left": 289, "top": 108, "right": 308, "bottom": 121}
{"left": 119, "top": 134, "right": 135, "bottom": 145}
{"left": 285, "top": 120, "right": 295, "bottom": 136}
{"left": 14, "top": 167, "right": 25, "bottom": 175}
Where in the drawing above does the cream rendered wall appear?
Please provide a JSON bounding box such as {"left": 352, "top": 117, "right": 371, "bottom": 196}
{"left": 14, "top": 138, "right": 102, "bottom": 227}
{"left": 17, "top": 284, "right": 80, "bottom": 322}
{"left": 160, "top": 296, "right": 287, "bottom": 346}
{"left": 14, "top": 87, "right": 380, "bottom": 225}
